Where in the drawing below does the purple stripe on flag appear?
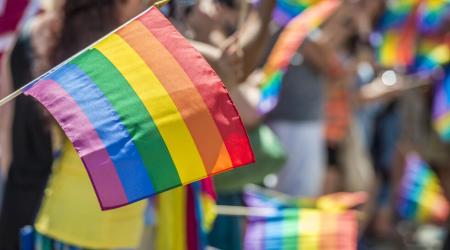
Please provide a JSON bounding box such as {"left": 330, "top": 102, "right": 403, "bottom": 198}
{"left": 273, "top": 7, "right": 292, "bottom": 27}
{"left": 25, "top": 79, "right": 128, "bottom": 209}
{"left": 433, "top": 81, "right": 448, "bottom": 119}
{"left": 245, "top": 217, "right": 266, "bottom": 250}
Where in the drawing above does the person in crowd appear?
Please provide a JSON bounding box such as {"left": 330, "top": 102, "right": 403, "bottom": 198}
{"left": 264, "top": 4, "right": 358, "bottom": 198}
{"left": 0, "top": 0, "right": 153, "bottom": 249}
{"left": 0, "top": 0, "right": 61, "bottom": 247}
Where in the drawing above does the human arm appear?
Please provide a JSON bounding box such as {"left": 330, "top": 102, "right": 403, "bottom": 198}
{"left": 222, "top": 0, "right": 276, "bottom": 81}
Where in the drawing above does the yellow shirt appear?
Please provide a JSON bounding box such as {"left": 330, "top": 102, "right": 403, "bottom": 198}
{"left": 35, "top": 141, "right": 147, "bottom": 249}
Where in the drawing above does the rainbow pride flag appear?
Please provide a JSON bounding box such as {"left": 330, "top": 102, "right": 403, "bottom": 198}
{"left": 272, "top": 0, "right": 320, "bottom": 26}
{"left": 409, "top": 37, "right": 450, "bottom": 74}
{"left": 258, "top": 0, "right": 341, "bottom": 114}
{"left": 418, "top": 0, "right": 450, "bottom": 34}
{"left": 433, "top": 64, "right": 450, "bottom": 141}
{"left": 376, "top": 0, "right": 419, "bottom": 32}
{"left": 397, "top": 152, "right": 449, "bottom": 223}
{"left": 24, "top": 8, "right": 254, "bottom": 210}
{"left": 244, "top": 188, "right": 359, "bottom": 250}
{"left": 155, "top": 178, "right": 217, "bottom": 250}
{"left": 373, "top": 0, "right": 449, "bottom": 69}
{"left": 373, "top": 0, "right": 420, "bottom": 68}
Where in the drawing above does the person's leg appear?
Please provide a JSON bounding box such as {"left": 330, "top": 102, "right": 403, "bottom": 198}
{"left": 323, "top": 144, "right": 341, "bottom": 194}
{"left": 269, "top": 120, "right": 325, "bottom": 197}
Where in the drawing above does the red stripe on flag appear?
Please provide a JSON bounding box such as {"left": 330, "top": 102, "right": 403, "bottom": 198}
{"left": 138, "top": 9, "right": 254, "bottom": 169}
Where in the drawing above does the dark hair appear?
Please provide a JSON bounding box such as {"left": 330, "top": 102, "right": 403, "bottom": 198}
{"left": 33, "top": 0, "right": 121, "bottom": 76}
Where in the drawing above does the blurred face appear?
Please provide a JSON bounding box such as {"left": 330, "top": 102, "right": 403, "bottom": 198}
{"left": 118, "top": 0, "right": 153, "bottom": 23}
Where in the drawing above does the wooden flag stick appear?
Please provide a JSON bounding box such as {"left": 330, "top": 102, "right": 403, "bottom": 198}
{"left": 216, "top": 205, "right": 278, "bottom": 217}
{"left": 217, "top": 205, "right": 367, "bottom": 222}
{"left": 0, "top": 0, "right": 171, "bottom": 108}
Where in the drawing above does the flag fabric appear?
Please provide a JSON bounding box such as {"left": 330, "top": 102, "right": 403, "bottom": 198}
{"left": 187, "top": 179, "right": 217, "bottom": 250}
{"left": 376, "top": 0, "right": 419, "bottom": 31}
{"left": 372, "top": 0, "right": 420, "bottom": 68}
{"left": 372, "top": 0, "right": 450, "bottom": 69}
{"left": 34, "top": 140, "right": 147, "bottom": 249}
{"left": 433, "top": 64, "right": 450, "bottom": 142}
{"left": 245, "top": 208, "right": 358, "bottom": 250}
{"left": 397, "top": 152, "right": 449, "bottom": 223}
{"left": 418, "top": 0, "right": 450, "bottom": 35}
{"left": 272, "top": 0, "right": 320, "bottom": 26}
{"left": 24, "top": 8, "right": 254, "bottom": 210}
{"left": 243, "top": 188, "right": 359, "bottom": 250}
{"left": 373, "top": 1, "right": 450, "bottom": 141}
{"left": 409, "top": 37, "right": 450, "bottom": 74}
{"left": 258, "top": 0, "right": 341, "bottom": 114}
{"left": 155, "top": 178, "right": 217, "bottom": 250}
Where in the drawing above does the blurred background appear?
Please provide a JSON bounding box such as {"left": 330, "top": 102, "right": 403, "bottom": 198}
{"left": 0, "top": 0, "right": 449, "bottom": 249}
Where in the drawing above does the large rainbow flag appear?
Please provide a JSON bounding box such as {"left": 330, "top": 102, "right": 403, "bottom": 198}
{"left": 433, "top": 64, "right": 450, "bottom": 141}
{"left": 244, "top": 188, "right": 359, "bottom": 250}
{"left": 24, "top": 8, "right": 254, "bottom": 210}
{"left": 397, "top": 152, "right": 449, "bottom": 223}
{"left": 258, "top": 0, "right": 341, "bottom": 114}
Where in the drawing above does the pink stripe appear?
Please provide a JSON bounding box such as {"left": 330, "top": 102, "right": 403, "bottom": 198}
{"left": 25, "top": 79, "right": 128, "bottom": 209}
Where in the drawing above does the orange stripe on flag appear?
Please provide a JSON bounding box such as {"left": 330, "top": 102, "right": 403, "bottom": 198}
{"left": 117, "top": 20, "right": 233, "bottom": 174}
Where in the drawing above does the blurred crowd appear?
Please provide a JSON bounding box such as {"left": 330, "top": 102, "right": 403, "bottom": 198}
{"left": 0, "top": 0, "right": 449, "bottom": 249}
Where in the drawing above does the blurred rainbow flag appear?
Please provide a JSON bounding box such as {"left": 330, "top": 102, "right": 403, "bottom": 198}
{"left": 243, "top": 187, "right": 360, "bottom": 250}
{"left": 373, "top": 0, "right": 450, "bottom": 69}
{"left": 259, "top": 0, "right": 341, "bottom": 114}
{"left": 418, "top": 0, "right": 450, "bottom": 34}
{"left": 273, "top": 0, "right": 321, "bottom": 26}
{"left": 433, "top": 64, "right": 450, "bottom": 141}
{"left": 372, "top": 0, "right": 420, "bottom": 68}
{"left": 397, "top": 153, "right": 449, "bottom": 223}
{"left": 155, "top": 178, "right": 217, "bottom": 250}
{"left": 409, "top": 37, "right": 450, "bottom": 74}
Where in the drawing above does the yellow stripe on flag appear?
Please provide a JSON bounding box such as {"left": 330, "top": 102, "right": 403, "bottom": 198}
{"left": 299, "top": 210, "right": 320, "bottom": 249}
{"left": 95, "top": 34, "right": 207, "bottom": 184}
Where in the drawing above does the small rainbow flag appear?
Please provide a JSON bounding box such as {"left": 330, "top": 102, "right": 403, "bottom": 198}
{"left": 187, "top": 179, "right": 217, "bottom": 250}
{"left": 373, "top": 0, "right": 450, "bottom": 69}
{"left": 155, "top": 178, "right": 217, "bottom": 250}
{"left": 409, "top": 37, "right": 450, "bottom": 74}
{"left": 272, "top": 0, "right": 320, "bottom": 26}
{"left": 433, "top": 64, "right": 450, "bottom": 141}
{"left": 418, "top": 0, "right": 450, "bottom": 34}
{"left": 24, "top": 8, "right": 254, "bottom": 210}
{"left": 397, "top": 152, "right": 449, "bottom": 223}
{"left": 373, "top": 0, "right": 420, "bottom": 68}
{"left": 376, "top": 0, "right": 419, "bottom": 31}
{"left": 244, "top": 188, "right": 359, "bottom": 250}
{"left": 259, "top": 0, "right": 341, "bottom": 114}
